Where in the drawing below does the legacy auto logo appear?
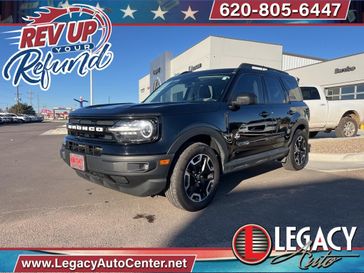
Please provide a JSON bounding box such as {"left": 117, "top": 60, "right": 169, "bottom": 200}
{"left": 232, "top": 224, "right": 359, "bottom": 269}
{"left": 232, "top": 224, "right": 272, "bottom": 265}
{"left": 2, "top": 3, "right": 113, "bottom": 90}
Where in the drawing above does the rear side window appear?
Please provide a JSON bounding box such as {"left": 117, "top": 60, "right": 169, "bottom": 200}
{"left": 282, "top": 77, "right": 303, "bottom": 101}
{"left": 301, "top": 87, "right": 321, "bottom": 100}
{"left": 264, "top": 76, "right": 287, "bottom": 104}
{"left": 230, "top": 74, "right": 265, "bottom": 104}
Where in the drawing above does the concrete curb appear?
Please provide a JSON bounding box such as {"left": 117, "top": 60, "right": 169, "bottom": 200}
{"left": 310, "top": 152, "right": 364, "bottom": 162}
{"left": 309, "top": 131, "right": 364, "bottom": 142}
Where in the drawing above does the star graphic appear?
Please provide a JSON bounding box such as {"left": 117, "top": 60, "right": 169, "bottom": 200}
{"left": 121, "top": 5, "right": 137, "bottom": 19}
{"left": 181, "top": 6, "right": 198, "bottom": 20}
{"left": 151, "top": 6, "right": 168, "bottom": 20}
{"left": 95, "top": 2, "right": 105, "bottom": 11}
{"left": 60, "top": 0, "right": 73, "bottom": 18}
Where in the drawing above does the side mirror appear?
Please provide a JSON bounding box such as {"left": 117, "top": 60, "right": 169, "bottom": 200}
{"left": 230, "top": 93, "right": 257, "bottom": 109}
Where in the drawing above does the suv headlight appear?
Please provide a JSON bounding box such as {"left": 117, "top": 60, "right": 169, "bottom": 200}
{"left": 109, "top": 119, "right": 159, "bottom": 144}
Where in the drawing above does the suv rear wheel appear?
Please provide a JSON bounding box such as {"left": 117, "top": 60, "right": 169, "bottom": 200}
{"left": 165, "top": 143, "right": 220, "bottom": 211}
{"left": 282, "top": 129, "right": 309, "bottom": 171}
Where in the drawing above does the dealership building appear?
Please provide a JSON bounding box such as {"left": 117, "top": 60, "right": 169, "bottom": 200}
{"left": 139, "top": 36, "right": 364, "bottom": 102}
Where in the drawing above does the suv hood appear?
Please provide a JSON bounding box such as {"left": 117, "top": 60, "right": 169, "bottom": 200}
{"left": 70, "top": 102, "right": 222, "bottom": 118}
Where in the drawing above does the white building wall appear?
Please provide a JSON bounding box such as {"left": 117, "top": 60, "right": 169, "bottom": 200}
{"left": 282, "top": 54, "right": 323, "bottom": 71}
{"left": 287, "top": 53, "right": 364, "bottom": 88}
{"left": 169, "top": 36, "right": 283, "bottom": 76}
{"left": 170, "top": 37, "right": 212, "bottom": 76}
{"left": 138, "top": 74, "right": 150, "bottom": 102}
{"left": 210, "top": 36, "right": 283, "bottom": 70}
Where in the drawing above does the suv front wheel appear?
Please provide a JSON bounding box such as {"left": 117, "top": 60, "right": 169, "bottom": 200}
{"left": 282, "top": 129, "right": 309, "bottom": 171}
{"left": 165, "top": 143, "right": 221, "bottom": 211}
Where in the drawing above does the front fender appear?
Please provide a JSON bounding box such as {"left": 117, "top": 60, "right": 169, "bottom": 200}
{"left": 167, "top": 124, "right": 229, "bottom": 164}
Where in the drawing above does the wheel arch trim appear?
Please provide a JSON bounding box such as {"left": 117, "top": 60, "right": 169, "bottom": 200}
{"left": 167, "top": 124, "right": 229, "bottom": 165}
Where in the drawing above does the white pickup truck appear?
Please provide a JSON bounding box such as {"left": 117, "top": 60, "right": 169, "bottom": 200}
{"left": 301, "top": 86, "right": 364, "bottom": 138}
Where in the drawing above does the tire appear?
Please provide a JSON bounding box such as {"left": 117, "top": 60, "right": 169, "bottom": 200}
{"left": 165, "top": 143, "right": 221, "bottom": 211}
{"left": 309, "top": 132, "right": 318, "bottom": 138}
{"left": 335, "top": 117, "right": 358, "bottom": 138}
{"left": 282, "top": 129, "right": 309, "bottom": 171}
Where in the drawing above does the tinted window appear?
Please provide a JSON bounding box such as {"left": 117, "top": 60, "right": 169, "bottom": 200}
{"left": 144, "top": 72, "right": 232, "bottom": 103}
{"left": 358, "top": 84, "right": 364, "bottom": 93}
{"left": 230, "top": 74, "right": 264, "bottom": 104}
{"left": 161, "top": 84, "right": 187, "bottom": 102}
{"left": 357, "top": 93, "right": 364, "bottom": 99}
{"left": 282, "top": 77, "right": 303, "bottom": 101}
{"left": 264, "top": 76, "right": 287, "bottom": 104}
{"left": 342, "top": 94, "right": 355, "bottom": 100}
{"left": 342, "top": 86, "right": 355, "bottom": 94}
{"left": 301, "top": 87, "right": 321, "bottom": 100}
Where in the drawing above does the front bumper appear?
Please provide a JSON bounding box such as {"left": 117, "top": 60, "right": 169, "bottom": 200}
{"left": 60, "top": 144, "right": 173, "bottom": 197}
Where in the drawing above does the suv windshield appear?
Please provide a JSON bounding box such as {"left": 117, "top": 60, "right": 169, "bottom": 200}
{"left": 143, "top": 71, "right": 233, "bottom": 103}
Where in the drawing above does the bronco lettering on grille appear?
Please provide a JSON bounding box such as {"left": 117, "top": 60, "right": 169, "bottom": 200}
{"left": 67, "top": 124, "right": 104, "bottom": 132}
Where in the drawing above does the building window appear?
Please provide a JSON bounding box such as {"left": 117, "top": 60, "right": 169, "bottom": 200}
{"left": 357, "top": 84, "right": 364, "bottom": 99}
{"left": 357, "top": 93, "right": 364, "bottom": 99}
{"left": 325, "top": 83, "right": 364, "bottom": 100}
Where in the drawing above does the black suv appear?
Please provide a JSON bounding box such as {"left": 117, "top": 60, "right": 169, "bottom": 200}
{"left": 60, "top": 63, "right": 309, "bottom": 211}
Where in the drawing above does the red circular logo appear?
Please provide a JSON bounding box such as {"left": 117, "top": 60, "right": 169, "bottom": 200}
{"left": 232, "top": 224, "right": 272, "bottom": 265}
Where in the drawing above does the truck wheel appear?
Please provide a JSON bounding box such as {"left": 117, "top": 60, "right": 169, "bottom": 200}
{"left": 165, "top": 143, "right": 220, "bottom": 211}
{"left": 309, "top": 132, "right": 318, "bottom": 138}
{"left": 335, "top": 117, "right": 358, "bottom": 138}
{"left": 282, "top": 129, "right": 309, "bottom": 171}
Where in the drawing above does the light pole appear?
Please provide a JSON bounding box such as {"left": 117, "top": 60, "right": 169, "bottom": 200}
{"left": 89, "top": 36, "right": 93, "bottom": 105}
{"left": 90, "top": 68, "right": 93, "bottom": 105}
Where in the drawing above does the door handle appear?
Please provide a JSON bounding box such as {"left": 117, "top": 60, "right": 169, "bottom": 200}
{"left": 259, "top": 111, "right": 271, "bottom": 118}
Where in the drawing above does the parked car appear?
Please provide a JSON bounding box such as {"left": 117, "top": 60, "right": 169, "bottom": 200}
{"left": 301, "top": 86, "right": 364, "bottom": 138}
{"left": 5, "top": 113, "right": 29, "bottom": 123}
{"left": 0, "top": 114, "right": 13, "bottom": 123}
{"left": 25, "top": 115, "right": 44, "bottom": 122}
{"left": 36, "top": 115, "right": 44, "bottom": 122}
{"left": 16, "top": 115, "right": 32, "bottom": 123}
{"left": 61, "top": 63, "right": 309, "bottom": 211}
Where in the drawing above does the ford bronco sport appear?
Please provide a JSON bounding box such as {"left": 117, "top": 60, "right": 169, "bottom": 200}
{"left": 60, "top": 63, "right": 310, "bottom": 211}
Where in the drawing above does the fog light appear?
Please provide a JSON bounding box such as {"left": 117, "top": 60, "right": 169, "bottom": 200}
{"left": 127, "top": 162, "right": 150, "bottom": 172}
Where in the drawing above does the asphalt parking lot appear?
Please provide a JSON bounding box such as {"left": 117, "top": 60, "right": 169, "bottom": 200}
{"left": 0, "top": 122, "right": 363, "bottom": 247}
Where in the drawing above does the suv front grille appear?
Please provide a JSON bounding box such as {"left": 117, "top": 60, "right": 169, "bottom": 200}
{"left": 67, "top": 119, "right": 116, "bottom": 142}
{"left": 66, "top": 141, "right": 102, "bottom": 156}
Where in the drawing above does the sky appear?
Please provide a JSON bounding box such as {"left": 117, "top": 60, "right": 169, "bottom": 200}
{"left": 0, "top": 26, "right": 364, "bottom": 111}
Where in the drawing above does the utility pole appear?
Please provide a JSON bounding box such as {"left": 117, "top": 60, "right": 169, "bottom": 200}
{"left": 16, "top": 85, "right": 20, "bottom": 105}
{"left": 28, "top": 90, "right": 34, "bottom": 107}
{"left": 108, "top": 96, "right": 110, "bottom": 104}
{"left": 37, "top": 93, "right": 40, "bottom": 114}
{"left": 89, "top": 35, "right": 93, "bottom": 105}
{"left": 90, "top": 69, "right": 93, "bottom": 105}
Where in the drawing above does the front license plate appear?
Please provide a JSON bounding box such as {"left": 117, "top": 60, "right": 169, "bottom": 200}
{"left": 70, "top": 153, "right": 85, "bottom": 171}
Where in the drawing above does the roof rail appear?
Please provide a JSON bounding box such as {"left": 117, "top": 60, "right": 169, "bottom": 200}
{"left": 238, "top": 63, "right": 288, "bottom": 74}
{"left": 180, "top": 71, "right": 192, "bottom": 75}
